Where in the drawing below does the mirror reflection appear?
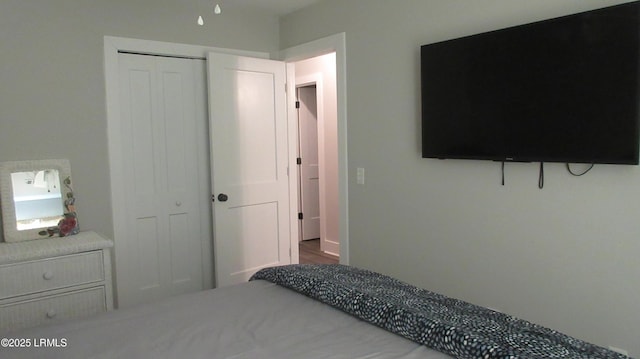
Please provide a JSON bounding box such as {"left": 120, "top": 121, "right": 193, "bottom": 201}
{"left": 10, "top": 169, "right": 64, "bottom": 231}
{"left": 1, "top": 159, "right": 78, "bottom": 242}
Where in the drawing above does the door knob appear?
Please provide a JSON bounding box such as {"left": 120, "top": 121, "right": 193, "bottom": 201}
{"left": 217, "top": 193, "right": 229, "bottom": 202}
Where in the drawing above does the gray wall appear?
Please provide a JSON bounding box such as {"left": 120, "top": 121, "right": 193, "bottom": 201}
{"left": 281, "top": 0, "right": 640, "bottom": 355}
{"left": 0, "top": 0, "right": 279, "bottom": 240}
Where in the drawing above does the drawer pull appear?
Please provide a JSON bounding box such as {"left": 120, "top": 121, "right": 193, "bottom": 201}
{"left": 46, "top": 310, "right": 57, "bottom": 319}
{"left": 42, "top": 271, "right": 54, "bottom": 280}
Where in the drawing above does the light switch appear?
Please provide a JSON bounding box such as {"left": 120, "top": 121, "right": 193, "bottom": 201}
{"left": 356, "top": 167, "right": 365, "bottom": 185}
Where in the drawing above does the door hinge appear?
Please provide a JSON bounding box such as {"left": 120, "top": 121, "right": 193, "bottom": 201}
{"left": 295, "top": 101, "right": 300, "bottom": 109}
{"left": 296, "top": 157, "right": 302, "bottom": 165}
{"left": 298, "top": 213, "right": 303, "bottom": 220}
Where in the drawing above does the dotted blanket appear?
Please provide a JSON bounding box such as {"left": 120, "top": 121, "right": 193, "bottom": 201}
{"left": 250, "top": 264, "right": 629, "bottom": 359}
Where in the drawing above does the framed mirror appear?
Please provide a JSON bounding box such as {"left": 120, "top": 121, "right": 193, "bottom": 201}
{"left": 0, "top": 159, "right": 79, "bottom": 242}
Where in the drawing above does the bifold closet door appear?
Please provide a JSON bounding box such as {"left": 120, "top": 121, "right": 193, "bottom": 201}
{"left": 115, "top": 53, "right": 209, "bottom": 308}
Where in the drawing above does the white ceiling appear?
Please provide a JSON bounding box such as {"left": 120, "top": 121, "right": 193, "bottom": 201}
{"left": 218, "top": 0, "right": 321, "bottom": 17}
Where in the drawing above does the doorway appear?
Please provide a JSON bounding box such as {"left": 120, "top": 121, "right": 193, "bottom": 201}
{"left": 293, "top": 52, "right": 340, "bottom": 263}
{"left": 282, "top": 33, "right": 349, "bottom": 265}
{"left": 296, "top": 83, "right": 338, "bottom": 265}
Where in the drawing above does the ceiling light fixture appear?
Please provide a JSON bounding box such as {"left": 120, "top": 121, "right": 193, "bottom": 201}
{"left": 214, "top": 3, "right": 221, "bottom": 15}
{"left": 197, "top": 15, "right": 204, "bottom": 25}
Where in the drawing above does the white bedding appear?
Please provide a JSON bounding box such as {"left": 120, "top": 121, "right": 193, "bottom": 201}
{"left": 0, "top": 280, "right": 452, "bottom": 359}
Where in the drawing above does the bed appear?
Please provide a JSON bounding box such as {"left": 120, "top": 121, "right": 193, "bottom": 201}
{"left": 0, "top": 264, "right": 629, "bottom": 359}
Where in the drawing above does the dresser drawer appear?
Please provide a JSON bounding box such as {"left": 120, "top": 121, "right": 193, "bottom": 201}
{"left": 0, "top": 286, "right": 106, "bottom": 333}
{"left": 0, "top": 251, "right": 105, "bottom": 300}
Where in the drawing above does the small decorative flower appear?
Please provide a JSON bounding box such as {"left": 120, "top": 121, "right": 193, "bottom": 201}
{"left": 58, "top": 215, "right": 79, "bottom": 237}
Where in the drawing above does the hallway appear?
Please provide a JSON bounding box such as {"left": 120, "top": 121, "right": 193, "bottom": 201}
{"left": 299, "top": 239, "right": 338, "bottom": 265}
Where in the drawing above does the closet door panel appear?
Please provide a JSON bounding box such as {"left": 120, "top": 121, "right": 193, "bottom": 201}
{"left": 116, "top": 53, "right": 206, "bottom": 307}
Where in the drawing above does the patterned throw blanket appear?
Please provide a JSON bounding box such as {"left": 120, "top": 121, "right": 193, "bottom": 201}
{"left": 250, "top": 264, "right": 629, "bottom": 359}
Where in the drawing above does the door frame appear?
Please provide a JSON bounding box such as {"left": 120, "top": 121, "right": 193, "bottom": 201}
{"left": 280, "top": 33, "right": 349, "bottom": 264}
{"left": 104, "top": 36, "right": 268, "bottom": 304}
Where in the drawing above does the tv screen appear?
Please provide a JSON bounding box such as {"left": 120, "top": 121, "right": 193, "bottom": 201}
{"left": 421, "top": 1, "right": 640, "bottom": 165}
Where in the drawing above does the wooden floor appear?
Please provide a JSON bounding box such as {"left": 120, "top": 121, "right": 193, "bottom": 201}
{"left": 299, "top": 239, "right": 339, "bottom": 264}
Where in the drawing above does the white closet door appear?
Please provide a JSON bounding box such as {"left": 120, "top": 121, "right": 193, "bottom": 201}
{"left": 116, "top": 53, "right": 208, "bottom": 307}
{"left": 207, "top": 53, "right": 291, "bottom": 287}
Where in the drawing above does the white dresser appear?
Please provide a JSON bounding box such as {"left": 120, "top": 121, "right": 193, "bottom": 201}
{"left": 0, "top": 231, "right": 113, "bottom": 333}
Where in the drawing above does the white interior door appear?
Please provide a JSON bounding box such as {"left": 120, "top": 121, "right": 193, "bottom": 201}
{"left": 297, "top": 86, "right": 321, "bottom": 241}
{"left": 116, "top": 53, "right": 208, "bottom": 307}
{"left": 207, "top": 53, "right": 291, "bottom": 287}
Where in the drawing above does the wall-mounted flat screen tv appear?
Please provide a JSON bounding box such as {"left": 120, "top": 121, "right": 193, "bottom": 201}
{"left": 421, "top": 1, "right": 640, "bottom": 165}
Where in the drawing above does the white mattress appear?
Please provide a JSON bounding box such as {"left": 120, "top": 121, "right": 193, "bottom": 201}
{"left": 0, "top": 280, "right": 452, "bottom": 359}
